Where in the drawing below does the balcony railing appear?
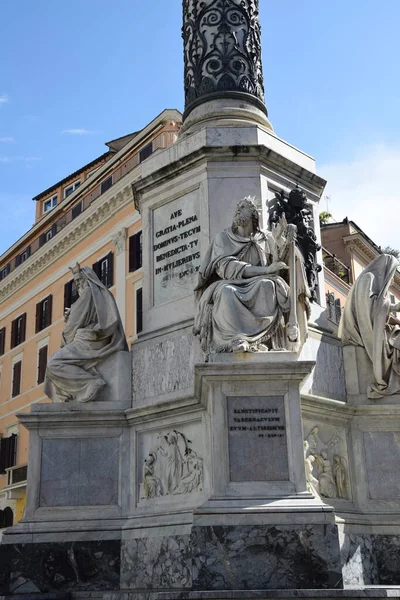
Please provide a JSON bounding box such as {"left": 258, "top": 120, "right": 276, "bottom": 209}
{"left": 322, "top": 248, "right": 351, "bottom": 284}
{"left": 6, "top": 464, "right": 27, "bottom": 487}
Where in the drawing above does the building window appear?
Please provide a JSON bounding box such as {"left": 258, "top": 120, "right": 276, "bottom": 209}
{"left": 0, "top": 507, "right": 14, "bottom": 528}
{"left": 139, "top": 142, "right": 153, "bottom": 163}
{"left": 136, "top": 287, "right": 143, "bottom": 334}
{"left": 43, "top": 194, "right": 58, "bottom": 213}
{"left": 0, "top": 434, "right": 18, "bottom": 474}
{"left": 129, "top": 231, "right": 142, "bottom": 272}
{"left": 12, "top": 361, "right": 22, "bottom": 397}
{"left": 71, "top": 201, "right": 83, "bottom": 220}
{"left": 0, "top": 327, "right": 5, "bottom": 356}
{"left": 64, "top": 279, "right": 79, "bottom": 309}
{"left": 64, "top": 180, "right": 81, "bottom": 198}
{"left": 37, "top": 345, "right": 48, "bottom": 385}
{"left": 35, "top": 295, "right": 52, "bottom": 333}
{"left": 100, "top": 175, "right": 113, "bottom": 194}
{"left": 39, "top": 223, "right": 57, "bottom": 247}
{"left": 15, "top": 246, "right": 31, "bottom": 267}
{"left": 0, "top": 264, "right": 10, "bottom": 281}
{"left": 11, "top": 314, "right": 26, "bottom": 349}
{"left": 92, "top": 251, "right": 114, "bottom": 288}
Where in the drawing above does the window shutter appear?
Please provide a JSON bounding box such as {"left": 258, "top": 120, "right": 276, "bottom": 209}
{"left": 21, "top": 313, "right": 26, "bottom": 343}
{"left": 39, "top": 233, "right": 46, "bottom": 247}
{"left": 8, "top": 434, "right": 17, "bottom": 469}
{"left": 0, "top": 328, "right": 5, "bottom": 356}
{"left": 64, "top": 281, "right": 71, "bottom": 309}
{"left": 11, "top": 320, "right": 16, "bottom": 349}
{"left": 12, "top": 362, "right": 22, "bottom": 397}
{"left": 26, "top": 246, "right": 31, "bottom": 259}
{"left": 38, "top": 346, "right": 48, "bottom": 384}
{"left": 0, "top": 439, "right": 6, "bottom": 474}
{"left": 72, "top": 202, "right": 82, "bottom": 220}
{"left": 47, "top": 295, "right": 53, "bottom": 327}
{"left": 107, "top": 252, "right": 114, "bottom": 288}
{"left": 51, "top": 223, "right": 57, "bottom": 237}
{"left": 129, "top": 232, "right": 142, "bottom": 272}
{"left": 35, "top": 302, "right": 41, "bottom": 333}
{"left": 136, "top": 288, "right": 143, "bottom": 334}
{"left": 15, "top": 254, "right": 21, "bottom": 268}
{"left": 92, "top": 260, "right": 100, "bottom": 279}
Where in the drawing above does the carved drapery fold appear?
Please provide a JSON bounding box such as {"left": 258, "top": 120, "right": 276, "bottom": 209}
{"left": 182, "top": 0, "right": 267, "bottom": 117}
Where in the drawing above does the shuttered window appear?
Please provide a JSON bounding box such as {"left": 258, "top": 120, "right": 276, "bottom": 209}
{"left": 11, "top": 314, "right": 26, "bottom": 348}
{"left": 0, "top": 434, "right": 18, "bottom": 474}
{"left": 0, "top": 327, "right": 5, "bottom": 356}
{"left": 100, "top": 175, "right": 113, "bottom": 194}
{"left": 129, "top": 232, "right": 142, "bottom": 272}
{"left": 64, "top": 280, "right": 79, "bottom": 309}
{"left": 12, "top": 362, "right": 22, "bottom": 397}
{"left": 15, "top": 246, "right": 31, "bottom": 267}
{"left": 39, "top": 223, "right": 57, "bottom": 247}
{"left": 139, "top": 142, "right": 153, "bottom": 163}
{"left": 71, "top": 202, "right": 83, "bottom": 220}
{"left": 37, "top": 346, "right": 48, "bottom": 385}
{"left": 35, "top": 295, "right": 53, "bottom": 333}
{"left": 136, "top": 287, "right": 143, "bottom": 334}
{"left": 92, "top": 252, "right": 114, "bottom": 288}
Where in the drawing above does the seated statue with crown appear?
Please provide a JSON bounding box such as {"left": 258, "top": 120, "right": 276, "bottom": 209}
{"left": 194, "top": 197, "right": 311, "bottom": 354}
{"left": 45, "top": 263, "right": 128, "bottom": 403}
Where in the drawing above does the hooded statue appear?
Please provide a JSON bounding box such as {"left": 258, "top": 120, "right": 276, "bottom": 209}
{"left": 45, "top": 264, "right": 128, "bottom": 403}
{"left": 339, "top": 254, "right": 400, "bottom": 399}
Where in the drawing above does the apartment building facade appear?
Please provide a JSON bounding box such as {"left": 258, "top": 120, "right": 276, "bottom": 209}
{"left": 0, "top": 109, "right": 182, "bottom": 527}
{"left": 321, "top": 218, "right": 400, "bottom": 328}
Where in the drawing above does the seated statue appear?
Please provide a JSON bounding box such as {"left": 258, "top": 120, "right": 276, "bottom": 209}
{"left": 45, "top": 263, "right": 128, "bottom": 403}
{"left": 193, "top": 197, "right": 311, "bottom": 353}
{"left": 339, "top": 253, "right": 400, "bottom": 399}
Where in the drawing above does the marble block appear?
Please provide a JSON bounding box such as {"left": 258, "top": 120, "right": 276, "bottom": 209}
{"left": 191, "top": 524, "right": 342, "bottom": 590}
{"left": 363, "top": 431, "right": 400, "bottom": 501}
{"left": 40, "top": 437, "right": 119, "bottom": 507}
{"left": 228, "top": 395, "right": 288, "bottom": 482}
{"left": 0, "top": 540, "right": 120, "bottom": 594}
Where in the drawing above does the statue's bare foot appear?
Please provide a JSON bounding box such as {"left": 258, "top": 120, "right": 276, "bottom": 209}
{"left": 81, "top": 379, "right": 106, "bottom": 402}
{"left": 232, "top": 339, "right": 250, "bottom": 353}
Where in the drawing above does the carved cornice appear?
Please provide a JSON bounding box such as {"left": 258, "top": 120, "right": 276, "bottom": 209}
{"left": 0, "top": 184, "right": 133, "bottom": 305}
{"left": 182, "top": 0, "right": 267, "bottom": 117}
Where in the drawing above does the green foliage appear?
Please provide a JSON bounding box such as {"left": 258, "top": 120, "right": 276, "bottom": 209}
{"left": 319, "top": 211, "right": 333, "bottom": 226}
{"left": 382, "top": 246, "right": 400, "bottom": 259}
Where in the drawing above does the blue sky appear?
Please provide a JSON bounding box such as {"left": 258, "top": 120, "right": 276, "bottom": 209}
{"left": 1, "top": 1, "right": 399, "bottom": 254}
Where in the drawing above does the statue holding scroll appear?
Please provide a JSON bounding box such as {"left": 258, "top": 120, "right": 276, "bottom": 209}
{"left": 193, "top": 197, "right": 311, "bottom": 353}
{"left": 45, "top": 263, "right": 128, "bottom": 403}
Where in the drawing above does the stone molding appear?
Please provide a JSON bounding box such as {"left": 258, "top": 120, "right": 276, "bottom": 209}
{"left": 0, "top": 183, "right": 133, "bottom": 305}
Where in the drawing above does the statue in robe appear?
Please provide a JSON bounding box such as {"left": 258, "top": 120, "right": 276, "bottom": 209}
{"left": 193, "top": 197, "right": 311, "bottom": 353}
{"left": 339, "top": 254, "right": 400, "bottom": 399}
{"left": 44, "top": 263, "right": 128, "bottom": 403}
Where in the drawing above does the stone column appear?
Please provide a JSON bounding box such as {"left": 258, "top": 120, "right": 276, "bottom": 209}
{"left": 181, "top": 0, "right": 273, "bottom": 133}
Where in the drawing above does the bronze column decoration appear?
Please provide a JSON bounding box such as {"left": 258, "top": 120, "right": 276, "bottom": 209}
{"left": 182, "top": 0, "right": 268, "bottom": 121}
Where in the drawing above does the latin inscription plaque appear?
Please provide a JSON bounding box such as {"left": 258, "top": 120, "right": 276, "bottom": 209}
{"left": 153, "top": 191, "right": 201, "bottom": 305}
{"left": 228, "top": 396, "right": 288, "bottom": 482}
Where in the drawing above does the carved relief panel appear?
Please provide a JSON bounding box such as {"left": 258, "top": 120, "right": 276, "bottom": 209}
{"left": 138, "top": 422, "right": 204, "bottom": 502}
{"left": 303, "top": 420, "right": 352, "bottom": 502}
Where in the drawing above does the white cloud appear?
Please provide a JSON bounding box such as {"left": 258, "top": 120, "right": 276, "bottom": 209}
{"left": 319, "top": 144, "right": 400, "bottom": 250}
{"left": 0, "top": 94, "right": 9, "bottom": 105}
{"left": 61, "top": 128, "right": 97, "bottom": 136}
{"left": 0, "top": 137, "right": 15, "bottom": 143}
{"left": 0, "top": 156, "right": 40, "bottom": 165}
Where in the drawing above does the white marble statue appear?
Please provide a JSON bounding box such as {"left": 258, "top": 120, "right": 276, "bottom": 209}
{"left": 333, "top": 455, "right": 349, "bottom": 500}
{"left": 339, "top": 254, "right": 400, "bottom": 399}
{"left": 194, "top": 197, "right": 310, "bottom": 353}
{"left": 44, "top": 263, "right": 128, "bottom": 403}
{"left": 315, "top": 450, "right": 337, "bottom": 499}
{"left": 304, "top": 440, "right": 320, "bottom": 497}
